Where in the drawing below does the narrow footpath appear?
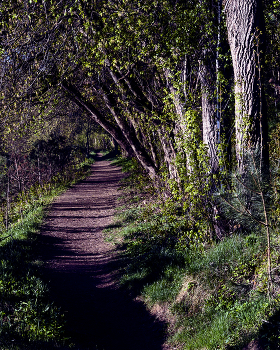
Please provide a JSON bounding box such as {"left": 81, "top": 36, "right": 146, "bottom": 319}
{"left": 39, "top": 155, "right": 167, "bottom": 350}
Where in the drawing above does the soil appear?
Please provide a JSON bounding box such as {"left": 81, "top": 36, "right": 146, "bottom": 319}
{"left": 39, "top": 154, "right": 168, "bottom": 350}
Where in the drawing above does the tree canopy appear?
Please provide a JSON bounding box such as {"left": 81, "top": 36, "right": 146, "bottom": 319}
{"left": 1, "top": 0, "right": 280, "bottom": 237}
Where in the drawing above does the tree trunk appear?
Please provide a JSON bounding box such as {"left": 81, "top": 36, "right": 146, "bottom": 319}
{"left": 100, "top": 90, "right": 159, "bottom": 179}
{"left": 163, "top": 67, "right": 193, "bottom": 173}
{"left": 62, "top": 82, "right": 134, "bottom": 157}
{"left": 86, "top": 121, "right": 91, "bottom": 157}
{"left": 157, "top": 126, "right": 178, "bottom": 181}
{"left": 224, "top": 0, "right": 268, "bottom": 171}
{"left": 62, "top": 82, "right": 158, "bottom": 179}
{"left": 199, "top": 56, "right": 219, "bottom": 173}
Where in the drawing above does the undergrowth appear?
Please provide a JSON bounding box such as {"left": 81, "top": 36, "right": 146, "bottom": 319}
{"left": 105, "top": 156, "right": 280, "bottom": 350}
{"left": 0, "top": 156, "right": 94, "bottom": 349}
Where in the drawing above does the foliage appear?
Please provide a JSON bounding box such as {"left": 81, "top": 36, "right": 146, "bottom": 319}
{"left": 1, "top": 0, "right": 280, "bottom": 348}
{"left": 103, "top": 156, "right": 280, "bottom": 350}
{"left": 215, "top": 147, "right": 275, "bottom": 297}
{"left": 0, "top": 126, "right": 96, "bottom": 231}
{"left": 0, "top": 207, "right": 66, "bottom": 348}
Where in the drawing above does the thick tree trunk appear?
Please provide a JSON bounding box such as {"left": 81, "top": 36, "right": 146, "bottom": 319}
{"left": 200, "top": 53, "right": 227, "bottom": 239}
{"left": 224, "top": 0, "right": 268, "bottom": 171}
{"left": 199, "top": 57, "right": 219, "bottom": 173}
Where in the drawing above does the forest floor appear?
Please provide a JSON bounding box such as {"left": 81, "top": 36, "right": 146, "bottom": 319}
{"left": 39, "top": 154, "right": 168, "bottom": 350}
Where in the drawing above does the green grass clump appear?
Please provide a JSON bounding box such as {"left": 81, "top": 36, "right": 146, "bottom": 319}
{"left": 0, "top": 206, "right": 67, "bottom": 349}
{"left": 174, "top": 294, "right": 270, "bottom": 350}
{"left": 169, "top": 233, "right": 276, "bottom": 349}
{"left": 114, "top": 209, "right": 279, "bottom": 349}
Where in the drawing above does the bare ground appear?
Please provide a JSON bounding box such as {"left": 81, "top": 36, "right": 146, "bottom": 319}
{"left": 39, "top": 155, "right": 168, "bottom": 350}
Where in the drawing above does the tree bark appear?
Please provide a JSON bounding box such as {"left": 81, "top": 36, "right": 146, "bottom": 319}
{"left": 62, "top": 81, "right": 159, "bottom": 179}
{"left": 224, "top": 0, "right": 268, "bottom": 171}
{"left": 100, "top": 90, "right": 158, "bottom": 179}
{"left": 163, "top": 67, "right": 193, "bottom": 173}
{"left": 157, "top": 126, "right": 178, "bottom": 181}
{"left": 61, "top": 82, "right": 134, "bottom": 157}
{"left": 199, "top": 56, "right": 219, "bottom": 173}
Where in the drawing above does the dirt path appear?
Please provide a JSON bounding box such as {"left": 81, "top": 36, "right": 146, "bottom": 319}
{"left": 39, "top": 155, "right": 167, "bottom": 350}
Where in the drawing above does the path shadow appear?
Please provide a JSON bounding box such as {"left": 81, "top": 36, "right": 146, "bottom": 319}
{"left": 39, "top": 234, "right": 167, "bottom": 350}
{"left": 38, "top": 165, "right": 167, "bottom": 350}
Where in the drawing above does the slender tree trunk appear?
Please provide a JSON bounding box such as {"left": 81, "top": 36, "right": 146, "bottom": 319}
{"left": 6, "top": 170, "right": 10, "bottom": 231}
{"left": 224, "top": 0, "right": 268, "bottom": 171}
{"left": 62, "top": 82, "right": 134, "bottom": 157}
{"left": 37, "top": 156, "right": 41, "bottom": 186}
{"left": 146, "top": 132, "right": 159, "bottom": 168}
{"left": 216, "top": 0, "right": 222, "bottom": 152}
{"left": 157, "top": 126, "right": 178, "bottom": 181}
{"left": 62, "top": 82, "right": 158, "bottom": 179}
{"left": 112, "top": 138, "right": 119, "bottom": 154}
{"left": 14, "top": 157, "right": 24, "bottom": 221}
{"left": 100, "top": 91, "right": 159, "bottom": 179}
{"left": 86, "top": 121, "right": 91, "bottom": 157}
{"left": 163, "top": 68, "right": 193, "bottom": 174}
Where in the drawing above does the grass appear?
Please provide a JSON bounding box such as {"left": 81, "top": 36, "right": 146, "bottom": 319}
{"left": 103, "top": 157, "right": 280, "bottom": 350}
{"left": 0, "top": 156, "right": 94, "bottom": 349}
{"left": 0, "top": 204, "right": 66, "bottom": 349}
